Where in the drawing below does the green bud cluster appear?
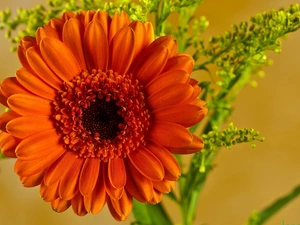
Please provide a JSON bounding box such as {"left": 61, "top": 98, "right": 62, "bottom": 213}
{"left": 201, "top": 122, "right": 264, "bottom": 150}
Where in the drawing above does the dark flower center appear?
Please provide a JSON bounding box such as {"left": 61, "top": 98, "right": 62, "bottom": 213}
{"left": 52, "top": 69, "right": 150, "bottom": 161}
{"left": 81, "top": 98, "right": 124, "bottom": 140}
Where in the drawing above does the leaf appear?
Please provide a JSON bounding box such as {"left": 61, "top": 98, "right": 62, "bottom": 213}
{"left": 247, "top": 185, "right": 300, "bottom": 225}
{"left": 132, "top": 200, "right": 173, "bottom": 225}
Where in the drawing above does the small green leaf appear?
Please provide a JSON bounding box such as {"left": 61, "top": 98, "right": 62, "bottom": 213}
{"left": 132, "top": 200, "right": 173, "bottom": 225}
{"left": 247, "top": 185, "right": 300, "bottom": 225}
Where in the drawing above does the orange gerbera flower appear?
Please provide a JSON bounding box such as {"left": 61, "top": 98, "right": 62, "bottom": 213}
{"left": 0, "top": 10, "right": 207, "bottom": 220}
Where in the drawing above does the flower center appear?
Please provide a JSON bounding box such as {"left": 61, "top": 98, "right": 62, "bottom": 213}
{"left": 52, "top": 69, "right": 150, "bottom": 161}
{"left": 81, "top": 98, "right": 123, "bottom": 140}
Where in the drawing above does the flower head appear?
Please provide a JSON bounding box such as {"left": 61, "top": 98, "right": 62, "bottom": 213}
{"left": 0, "top": 10, "right": 207, "bottom": 220}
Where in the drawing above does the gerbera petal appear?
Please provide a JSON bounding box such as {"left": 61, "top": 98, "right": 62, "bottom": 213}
{"left": 152, "top": 36, "right": 178, "bottom": 57}
{"left": 0, "top": 110, "right": 19, "bottom": 132}
{"left": 103, "top": 163, "right": 124, "bottom": 200}
{"left": 128, "top": 146, "right": 164, "bottom": 181}
{"left": 16, "top": 67, "right": 56, "bottom": 100}
{"left": 40, "top": 37, "right": 82, "bottom": 81}
{"left": 40, "top": 181, "right": 60, "bottom": 202}
{"left": 79, "top": 158, "right": 100, "bottom": 196}
{"left": 130, "top": 45, "right": 169, "bottom": 84}
{"left": 1, "top": 77, "right": 31, "bottom": 98}
{"left": 62, "top": 18, "right": 86, "bottom": 69}
{"left": 169, "top": 134, "right": 204, "bottom": 154}
{"left": 58, "top": 156, "right": 85, "bottom": 200}
{"left": 26, "top": 46, "right": 63, "bottom": 89}
{"left": 72, "top": 192, "right": 88, "bottom": 216}
{"left": 145, "top": 69, "right": 189, "bottom": 94}
{"left": 49, "top": 18, "right": 65, "bottom": 39}
{"left": 20, "top": 171, "right": 44, "bottom": 187}
{"left": 93, "top": 11, "right": 111, "bottom": 37}
{"left": 17, "top": 36, "right": 37, "bottom": 69}
{"left": 36, "top": 26, "right": 60, "bottom": 44}
{"left": 15, "top": 129, "right": 64, "bottom": 161}
{"left": 108, "top": 11, "right": 130, "bottom": 44}
{"left": 149, "top": 189, "right": 163, "bottom": 204}
{"left": 0, "top": 132, "right": 18, "bottom": 158}
{"left": 51, "top": 198, "right": 71, "bottom": 213}
{"left": 0, "top": 89, "right": 8, "bottom": 107}
{"left": 147, "top": 83, "right": 195, "bottom": 110}
{"left": 108, "top": 157, "right": 126, "bottom": 189}
{"left": 107, "top": 190, "right": 132, "bottom": 221}
{"left": 125, "top": 159, "right": 154, "bottom": 202}
{"left": 162, "top": 54, "right": 194, "bottom": 74}
{"left": 146, "top": 140, "right": 181, "bottom": 181}
{"left": 8, "top": 94, "right": 52, "bottom": 116}
{"left": 44, "top": 151, "right": 77, "bottom": 186}
{"left": 83, "top": 20, "right": 108, "bottom": 71}
{"left": 129, "top": 21, "right": 154, "bottom": 59}
{"left": 109, "top": 27, "right": 135, "bottom": 74}
{"left": 152, "top": 104, "right": 205, "bottom": 127}
{"left": 148, "top": 121, "right": 193, "bottom": 148}
{"left": 7, "top": 116, "right": 54, "bottom": 139}
{"left": 84, "top": 174, "right": 107, "bottom": 214}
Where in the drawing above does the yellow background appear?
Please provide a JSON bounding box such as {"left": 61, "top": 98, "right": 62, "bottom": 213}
{"left": 1, "top": 0, "right": 300, "bottom": 224}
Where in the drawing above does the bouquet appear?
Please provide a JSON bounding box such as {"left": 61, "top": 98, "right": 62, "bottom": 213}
{"left": 0, "top": 0, "right": 300, "bottom": 224}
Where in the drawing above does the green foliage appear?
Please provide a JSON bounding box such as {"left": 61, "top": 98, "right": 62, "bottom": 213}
{"left": 247, "top": 185, "right": 300, "bottom": 225}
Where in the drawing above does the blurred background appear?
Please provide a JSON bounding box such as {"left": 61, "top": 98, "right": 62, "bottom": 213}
{"left": 1, "top": 0, "right": 300, "bottom": 224}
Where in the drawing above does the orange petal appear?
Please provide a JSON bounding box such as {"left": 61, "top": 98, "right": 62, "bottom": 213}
{"left": 40, "top": 181, "right": 59, "bottom": 202}
{"left": 0, "top": 110, "right": 20, "bottom": 132}
{"left": 71, "top": 192, "right": 88, "bottom": 216}
{"left": 152, "top": 36, "right": 177, "bottom": 57}
{"left": 162, "top": 54, "right": 194, "bottom": 74}
{"left": 103, "top": 163, "right": 123, "bottom": 200}
{"left": 40, "top": 37, "right": 82, "bottom": 81}
{"left": 169, "top": 134, "right": 204, "bottom": 154}
{"left": 0, "top": 89, "right": 8, "bottom": 107}
{"left": 26, "top": 46, "right": 63, "bottom": 89}
{"left": 152, "top": 179, "right": 173, "bottom": 193}
{"left": 152, "top": 104, "right": 205, "bottom": 127}
{"left": 145, "top": 69, "right": 189, "bottom": 95}
{"left": 44, "top": 151, "right": 77, "bottom": 186}
{"left": 1, "top": 77, "right": 31, "bottom": 98}
{"left": 149, "top": 189, "right": 163, "bottom": 204}
{"left": 83, "top": 11, "right": 96, "bottom": 27}
{"left": 130, "top": 45, "right": 169, "bottom": 84}
{"left": 15, "top": 129, "right": 64, "bottom": 161}
{"left": 109, "top": 11, "right": 130, "bottom": 44}
{"left": 146, "top": 140, "right": 180, "bottom": 181}
{"left": 84, "top": 174, "right": 107, "bottom": 214}
{"left": 83, "top": 20, "right": 108, "bottom": 71}
{"left": 16, "top": 67, "right": 56, "bottom": 100}
{"left": 147, "top": 83, "right": 195, "bottom": 110}
{"left": 109, "top": 26, "right": 135, "bottom": 74}
{"left": 8, "top": 94, "right": 52, "bottom": 116}
{"left": 62, "top": 18, "right": 86, "bottom": 69}
{"left": 0, "top": 132, "right": 18, "bottom": 158}
{"left": 20, "top": 170, "right": 44, "bottom": 187}
{"left": 93, "top": 11, "right": 111, "bottom": 37}
{"left": 108, "top": 157, "right": 126, "bottom": 189}
{"left": 107, "top": 190, "right": 132, "bottom": 221}
{"left": 17, "top": 36, "right": 37, "bottom": 69}
{"left": 128, "top": 146, "right": 164, "bottom": 181}
{"left": 129, "top": 21, "right": 154, "bottom": 60}
{"left": 7, "top": 116, "right": 54, "bottom": 139}
{"left": 148, "top": 121, "right": 193, "bottom": 148}
{"left": 79, "top": 158, "right": 100, "bottom": 196}
{"left": 36, "top": 26, "right": 60, "bottom": 44}
{"left": 51, "top": 198, "right": 71, "bottom": 213}
{"left": 58, "top": 156, "right": 84, "bottom": 200}
{"left": 125, "top": 159, "right": 154, "bottom": 202}
{"left": 49, "top": 18, "right": 65, "bottom": 39}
